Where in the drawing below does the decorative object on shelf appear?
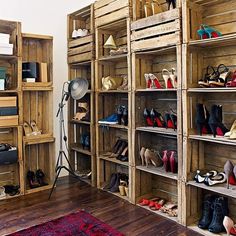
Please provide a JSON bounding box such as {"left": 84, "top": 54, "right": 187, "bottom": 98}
{"left": 224, "top": 160, "right": 236, "bottom": 188}
{"left": 224, "top": 120, "right": 236, "bottom": 139}
{"left": 166, "top": 0, "right": 176, "bottom": 10}
{"left": 73, "top": 102, "right": 89, "bottom": 121}
{"left": 110, "top": 46, "right": 127, "bottom": 56}
{"left": 104, "top": 35, "right": 117, "bottom": 50}
{"left": 0, "top": 33, "right": 13, "bottom": 55}
{"left": 223, "top": 216, "right": 236, "bottom": 236}
{"left": 199, "top": 195, "right": 228, "bottom": 234}
{"left": 22, "top": 62, "right": 39, "bottom": 82}
{"left": 49, "top": 77, "right": 89, "bottom": 199}
{"left": 101, "top": 76, "right": 123, "bottom": 91}
{"left": 197, "top": 24, "right": 222, "bottom": 40}
{"left": 71, "top": 20, "right": 89, "bottom": 39}
{"left": 0, "top": 144, "right": 18, "bottom": 165}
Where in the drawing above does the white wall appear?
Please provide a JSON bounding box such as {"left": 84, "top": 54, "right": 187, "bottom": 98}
{"left": 0, "top": 0, "right": 94, "bottom": 175}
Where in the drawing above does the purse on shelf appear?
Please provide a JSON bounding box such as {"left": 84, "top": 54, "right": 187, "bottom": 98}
{"left": 102, "top": 76, "right": 123, "bottom": 91}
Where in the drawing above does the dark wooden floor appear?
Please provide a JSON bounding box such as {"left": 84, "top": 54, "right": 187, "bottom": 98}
{"left": 0, "top": 177, "right": 202, "bottom": 236}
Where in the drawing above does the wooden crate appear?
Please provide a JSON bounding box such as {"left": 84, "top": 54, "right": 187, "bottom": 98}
{"left": 131, "top": 8, "right": 181, "bottom": 52}
{"left": 182, "top": 0, "right": 236, "bottom": 43}
{"left": 97, "top": 158, "right": 131, "bottom": 201}
{"left": 132, "top": 46, "right": 181, "bottom": 90}
{"left": 22, "top": 33, "right": 53, "bottom": 87}
{"left": 133, "top": 167, "right": 180, "bottom": 222}
{"left": 68, "top": 5, "right": 95, "bottom": 64}
{"left": 24, "top": 141, "right": 54, "bottom": 193}
{"left": 95, "top": 19, "right": 129, "bottom": 59}
{"left": 94, "top": 0, "right": 131, "bottom": 27}
{"left": 133, "top": 0, "right": 182, "bottom": 21}
{"left": 22, "top": 91, "right": 53, "bottom": 137}
{"left": 0, "top": 19, "right": 21, "bottom": 56}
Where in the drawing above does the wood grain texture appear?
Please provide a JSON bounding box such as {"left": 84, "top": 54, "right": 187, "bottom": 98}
{"left": 0, "top": 177, "right": 203, "bottom": 236}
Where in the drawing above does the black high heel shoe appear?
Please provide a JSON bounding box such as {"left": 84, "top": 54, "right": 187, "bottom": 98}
{"left": 27, "top": 171, "right": 40, "bottom": 189}
{"left": 117, "top": 105, "right": 123, "bottom": 125}
{"left": 166, "top": 0, "right": 176, "bottom": 10}
{"left": 122, "top": 106, "right": 128, "bottom": 126}
{"left": 144, "top": 108, "right": 154, "bottom": 126}
{"left": 194, "top": 170, "right": 218, "bottom": 183}
{"left": 208, "top": 105, "right": 229, "bottom": 137}
{"left": 170, "top": 114, "right": 177, "bottom": 130}
{"left": 36, "top": 169, "right": 48, "bottom": 186}
{"left": 196, "top": 103, "right": 211, "bottom": 135}
{"left": 150, "top": 109, "right": 165, "bottom": 128}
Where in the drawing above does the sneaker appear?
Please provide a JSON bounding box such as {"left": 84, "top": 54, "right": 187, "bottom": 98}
{"left": 98, "top": 114, "right": 118, "bottom": 125}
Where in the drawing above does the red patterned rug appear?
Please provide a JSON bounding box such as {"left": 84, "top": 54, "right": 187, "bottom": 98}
{"left": 9, "top": 210, "right": 124, "bottom": 236}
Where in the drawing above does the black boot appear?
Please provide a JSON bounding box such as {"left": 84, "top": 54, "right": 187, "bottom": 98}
{"left": 208, "top": 105, "right": 229, "bottom": 137}
{"left": 198, "top": 194, "right": 217, "bottom": 229}
{"left": 117, "top": 105, "right": 123, "bottom": 125}
{"left": 196, "top": 103, "right": 211, "bottom": 135}
{"left": 208, "top": 197, "right": 229, "bottom": 233}
{"left": 122, "top": 106, "right": 128, "bottom": 126}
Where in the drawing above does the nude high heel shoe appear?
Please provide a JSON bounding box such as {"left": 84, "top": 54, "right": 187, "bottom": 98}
{"left": 223, "top": 216, "right": 236, "bottom": 236}
{"left": 225, "top": 120, "right": 236, "bottom": 139}
{"left": 144, "top": 149, "right": 162, "bottom": 168}
{"left": 170, "top": 68, "right": 177, "bottom": 88}
{"left": 140, "top": 147, "right": 146, "bottom": 166}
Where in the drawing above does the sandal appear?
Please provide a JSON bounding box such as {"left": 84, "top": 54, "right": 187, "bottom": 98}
{"left": 209, "top": 64, "right": 230, "bottom": 87}
{"left": 198, "top": 66, "right": 216, "bottom": 88}
{"left": 30, "top": 120, "right": 42, "bottom": 135}
{"left": 160, "top": 202, "right": 177, "bottom": 213}
{"left": 150, "top": 199, "right": 166, "bottom": 211}
{"left": 23, "top": 121, "right": 33, "bottom": 136}
{"left": 149, "top": 73, "right": 162, "bottom": 89}
{"left": 139, "top": 197, "right": 159, "bottom": 206}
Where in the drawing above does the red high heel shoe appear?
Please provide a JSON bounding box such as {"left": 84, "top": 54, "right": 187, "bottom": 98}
{"left": 149, "top": 73, "right": 162, "bottom": 89}
{"left": 169, "top": 151, "right": 177, "bottom": 173}
{"left": 164, "top": 113, "right": 174, "bottom": 129}
{"left": 226, "top": 70, "right": 236, "bottom": 87}
{"left": 162, "top": 69, "right": 174, "bottom": 89}
{"left": 162, "top": 150, "right": 170, "bottom": 172}
{"left": 144, "top": 108, "right": 154, "bottom": 126}
{"left": 144, "top": 73, "right": 152, "bottom": 88}
{"left": 150, "top": 109, "right": 165, "bottom": 127}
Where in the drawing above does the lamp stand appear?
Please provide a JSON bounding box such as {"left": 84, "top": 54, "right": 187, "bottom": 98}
{"left": 48, "top": 90, "right": 79, "bottom": 200}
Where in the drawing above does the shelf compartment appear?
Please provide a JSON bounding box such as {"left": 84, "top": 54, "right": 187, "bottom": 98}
{"left": 71, "top": 143, "right": 91, "bottom": 156}
{"left": 97, "top": 158, "right": 130, "bottom": 201}
{"left": 183, "top": 183, "right": 236, "bottom": 235}
{"left": 132, "top": 46, "right": 181, "bottom": 90}
{"left": 70, "top": 119, "right": 91, "bottom": 125}
{"left": 25, "top": 184, "right": 53, "bottom": 195}
{"left": 23, "top": 134, "right": 54, "bottom": 145}
{"left": 133, "top": 168, "right": 179, "bottom": 222}
{"left": 22, "top": 91, "right": 53, "bottom": 136}
{"left": 94, "top": 0, "right": 130, "bottom": 27}
{"left": 22, "top": 33, "right": 53, "bottom": 83}
{"left": 95, "top": 56, "right": 129, "bottom": 91}
{"left": 183, "top": 92, "right": 236, "bottom": 137}
{"left": 24, "top": 142, "right": 54, "bottom": 192}
{"left": 131, "top": 8, "right": 181, "bottom": 52}
{"left": 22, "top": 82, "right": 53, "bottom": 91}
{"left": 188, "top": 88, "right": 236, "bottom": 93}
{"left": 136, "top": 127, "right": 177, "bottom": 136}
{"left": 183, "top": 0, "right": 236, "bottom": 43}
{"left": 0, "top": 19, "right": 21, "bottom": 57}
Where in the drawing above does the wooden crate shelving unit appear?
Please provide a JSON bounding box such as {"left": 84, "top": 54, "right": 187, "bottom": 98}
{"left": 182, "top": 0, "right": 236, "bottom": 234}
{"left": 67, "top": 5, "right": 96, "bottom": 187}
{"left": 0, "top": 20, "right": 23, "bottom": 201}
{"left": 94, "top": 0, "right": 133, "bottom": 201}
{"left": 21, "top": 33, "right": 55, "bottom": 194}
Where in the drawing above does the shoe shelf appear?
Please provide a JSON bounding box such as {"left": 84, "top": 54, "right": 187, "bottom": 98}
{"left": 188, "top": 225, "right": 227, "bottom": 236}
{"left": 23, "top": 134, "right": 55, "bottom": 145}
{"left": 182, "top": 0, "right": 236, "bottom": 44}
{"left": 98, "top": 54, "right": 128, "bottom": 62}
{"left": 99, "top": 154, "right": 129, "bottom": 167}
{"left": 70, "top": 120, "right": 91, "bottom": 125}
{"left": 97, "top": 158, "right": 131, "bottom": 202}
{"left": 71, "top": 143, "right": 92, "bottom": 156}
{"left": 67, "top": 4, "right": 94, "bottom": 64}
{"left": 136, "top": 127, "right": 177, "bottom": 136}
{"left": 22, "top": 82, "right": 53, "bottom": 91}
{"left": 132, "top": 169, "right": 179, "bottom": 222}
{"left": 188, "top": 88, "right": 236, "bottom": 93}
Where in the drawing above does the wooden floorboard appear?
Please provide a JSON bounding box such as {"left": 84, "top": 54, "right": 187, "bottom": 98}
{"left": 0, "top": 177, "right": 202, "bottom": 236}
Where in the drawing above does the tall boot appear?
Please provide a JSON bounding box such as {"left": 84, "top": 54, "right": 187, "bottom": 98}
{"left": 208, "top": 197, "right": 229, "bottom": 233}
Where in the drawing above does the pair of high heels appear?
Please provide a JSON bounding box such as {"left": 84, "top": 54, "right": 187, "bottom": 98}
{"left": 105, "top": 173, "right": 128, "bottom": 193}
{"left": 166, "top": 0, "right": 176, "bottom": 10}
{"left": 162, "top": 150, "right": 177, "bottom": 173}
{"left": 194, "top": 170, "right": 226, "bottom": 186}
{"left": 27, "top": 169, "right": 48, "bottom": 189}
{"left": 139, "top": 197, "right": 166, "bottom": 211}
{"left": 223, "top": 216, "right": 236, "bottom": 236}
{"left": 198, "top": 194, "right": 228, "bottom": 233}
{"left": 196, "top": 103, "right": 229, "bottom": 137}
{"left": 140, "top": 147, "right": 162, "bottom": 168}
{"left": 144, "top": 69, "right": 177, "bottom": 89}
{"left": 110, "top": 139, "right": 128, "bottom": 162}
{"left": 117, "top": 105, "right": 128, "bottom": 126}
{"left": 144, "top": 108, "right": 177, "bottom": 130}
{"left": 198, "top": 64, "right": 230, "bottom": 88}
{"left": 224, "top": 160, "right": 236, "bottom": 189}
{"left": 73, "top": 102, "right": 90, "bottom": 122}
{"left": 80, "top": 133, "right": 90, "bottom": 150}
{"left": 197, "top": 24, "right": 222, "bottom": 40}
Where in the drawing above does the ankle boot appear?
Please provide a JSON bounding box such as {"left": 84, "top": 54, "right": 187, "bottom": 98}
{"left": 208, "top": 197, "right": 229, "bottom": 233}
{"left": 198, "top": 194, "right": 217, "bottom": 229}
{"left": 208, "top": 105, "right": 229, "bottom": 137}
{"left": 196, "top": 103, "right": 211, "bottom": 135}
